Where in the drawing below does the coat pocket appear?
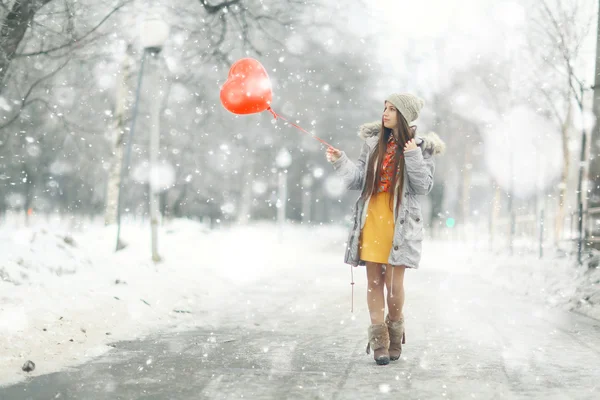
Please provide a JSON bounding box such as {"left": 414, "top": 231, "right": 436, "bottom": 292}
{"left": 404, "top": 208, "right": 424, "bottom": 241}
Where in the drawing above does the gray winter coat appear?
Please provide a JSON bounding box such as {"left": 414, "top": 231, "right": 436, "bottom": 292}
{"left": 331, "top": 122, "right": 445, "bottom": 268}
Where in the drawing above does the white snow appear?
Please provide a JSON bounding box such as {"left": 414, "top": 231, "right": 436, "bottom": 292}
{"left": 424, "top": 239, "right": 600, "bottom": 320}
{"left": 0, "top": 217, "right": 346, "bottom": 387}
{"left": 1, "top": 217, "right": 598, "bottom": 388}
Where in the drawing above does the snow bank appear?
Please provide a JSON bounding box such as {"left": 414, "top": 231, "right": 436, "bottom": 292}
{"left": 422, "top": 241, "right": 600, "bottom": 321}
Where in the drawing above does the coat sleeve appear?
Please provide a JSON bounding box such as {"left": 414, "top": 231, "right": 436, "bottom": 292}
{"left": 330, "top": 142, "right": 369, "bottom": 191}
{"left": 404, "top": 147, "right": 435, "bottom": 195}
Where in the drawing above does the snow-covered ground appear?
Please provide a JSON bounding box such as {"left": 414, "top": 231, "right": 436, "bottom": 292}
{"left": 1, "top": 217, "right": 598, "bottom": 388}
{"left": 0, "top": 217, "right": 349, "bottom": 387}
{"left": 426, "top": 239, "right": 600, "bottom": 321}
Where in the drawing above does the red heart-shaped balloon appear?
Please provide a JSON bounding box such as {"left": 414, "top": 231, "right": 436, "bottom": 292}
{"left": 220, "top": 58, "right": 273, "bottom": 115}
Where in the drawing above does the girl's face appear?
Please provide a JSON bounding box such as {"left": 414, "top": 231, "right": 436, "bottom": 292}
{"left": 383, "top": 101, "right": 399, "bottom": 130}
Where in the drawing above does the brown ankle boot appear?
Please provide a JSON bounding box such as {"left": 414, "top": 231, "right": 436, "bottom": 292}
{"left": 386, "top": 315, "right": 405, "bottom": 361}
{"left": 366, "top": 323, "right": 390, "bottom": 365}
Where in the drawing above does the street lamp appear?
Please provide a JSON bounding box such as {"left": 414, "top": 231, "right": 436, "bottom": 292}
{"left": 275, "top": 148, "right": 292, "bottom": 235}
{"left": 139, "top": 15, "right": 170, "bottom": 53}
{"left": 115, "top": 14, "right": 169, "bottom": 261}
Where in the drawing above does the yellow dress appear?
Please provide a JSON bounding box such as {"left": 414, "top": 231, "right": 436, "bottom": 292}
{"left": 360, "top": 133, "right": 400, "bottom": 264}
{"left": 359, "top": 191, "right": 395, "bottom": 264}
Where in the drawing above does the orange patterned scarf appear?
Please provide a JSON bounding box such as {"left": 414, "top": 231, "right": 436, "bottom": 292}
{"left": 378, "top": 134, "right": 401, "bottom": 193}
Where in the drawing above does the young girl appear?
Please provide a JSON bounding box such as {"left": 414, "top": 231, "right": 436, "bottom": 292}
{"left": 326, "top": 93, "right": 445, "bottom": 365}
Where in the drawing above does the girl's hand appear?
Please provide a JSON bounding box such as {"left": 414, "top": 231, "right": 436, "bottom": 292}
{"left": 403, "top": 138, "right": 418, "bottom": 153}
{"left": 326, "top": 146, "right": 342, "bottom": 163}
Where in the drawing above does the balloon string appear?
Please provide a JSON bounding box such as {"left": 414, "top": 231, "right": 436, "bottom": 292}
{"left": 267, "top": 107, "right": 334, "bottom": 148}
{"left": 350, "top": 265, "right": 355, "bottom": 313}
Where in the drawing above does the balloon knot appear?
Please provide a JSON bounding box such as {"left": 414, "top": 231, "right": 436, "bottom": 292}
{"left": 267, "top": 107, "right": 277, "bottom": 119}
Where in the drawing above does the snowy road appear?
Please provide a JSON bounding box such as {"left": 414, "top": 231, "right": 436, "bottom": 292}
{"left": 2, "top": 233, "right": 600, "bottom": 399}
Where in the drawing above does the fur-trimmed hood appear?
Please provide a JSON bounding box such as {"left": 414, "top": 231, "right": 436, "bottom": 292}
{"left": 358, "top": 121, "right": 446, "bottom": 155}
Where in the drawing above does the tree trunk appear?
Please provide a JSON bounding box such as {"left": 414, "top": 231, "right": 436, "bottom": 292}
{"left": 0, "top": 0, "right": 53, "bottom": 90}
{"left": 23, "top": 167, "right": 34, "bottom": 227}
{"left": 238, "top": 156, "right": 254, "bottom": 224}
{"left": 160, "top": 191, "right": 167, "bottom": 219}
{"left": 460, "top": 141, "right": 471, "bottom": 240}
{"left": 430, "top": 181, "right": 444, "bottom": 239}
{"left": 555, "top": 102, "right": 573, "bottom": 245}
{"left": 585, "top": 0, "right": 600, "bottom": 247}
{"left": 171, "top": 185, "right": 188, "bottom": 218}
{"left": 489, "top": 181, "right": 501, "bottom": 250}
{"left": 0, "top": 197, "right": 5, "bottom": 224}
{"left": 104, "top": 45, "right": 133, "bottom": 225}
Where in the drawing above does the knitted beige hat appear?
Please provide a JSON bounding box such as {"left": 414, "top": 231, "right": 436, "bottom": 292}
{"left": 385, "top": 93, "right": 424, "bottom": 125}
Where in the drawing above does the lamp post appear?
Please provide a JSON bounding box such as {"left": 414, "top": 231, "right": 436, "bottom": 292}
{"left": 115, "top": 14, "right": 169, "bottom": 260}
{"left": 275, "top": 148, "right": 292, "bottom": 235}
{"left": 301, "top": 173, "right": 313, "bottom": 224}
{"left": 508, "top": 151, "right": 514, "bottom": 256}
{"left": 143, "top": 15, "right": 169, "bottom": 263}
{"left": 575, "top": 83, "right": 593, "bottom": 265}
{"left": 311, "top": 167, "right": 325, "bottom": 222}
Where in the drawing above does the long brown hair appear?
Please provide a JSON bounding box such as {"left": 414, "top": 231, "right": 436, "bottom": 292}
{"left": 362, "top": 110, "right": 415, "bottom": 213}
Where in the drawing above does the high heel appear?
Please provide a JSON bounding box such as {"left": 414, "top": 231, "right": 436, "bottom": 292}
{"left": 366, "top": 323, "right": 390, "bottom": 365}
{"left": 386, "top": 315, "right": 404, "bottom": 361}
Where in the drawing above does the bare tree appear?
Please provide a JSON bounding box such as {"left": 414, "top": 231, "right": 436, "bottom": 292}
{"left": 104, "top": 44, "right": 134, "bottom": 225}
{"left": 0, "top": 1, "right": 134, "bottom": 223}
{"left": 586, "top": 0, "right": 600, "bottom": 249}
{"left": 0, "top": 0, "right": 53, "bottom": 89}
{"left": 0, "top": 0, "right": 377, "bottom": 229}
{"left": 527, "top": 0, "right": 595, "bottom": 245}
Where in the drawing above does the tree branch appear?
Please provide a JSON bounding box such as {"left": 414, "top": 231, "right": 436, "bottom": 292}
{"left": 199, "top": 0, "right": 241, "bottom": 14}
{"left": 539, "top": 0, "right": 588, "bottom": 109}
{"left": 188, "top": 12, "right": 230, "bottom": 64}
{"left": 0, "top": 57, "right": 70, "bottom": 130}
{"left": 230, "top": 8, "right": 263, "bottom": 56}
{"left": 16, "top": 0, "right": 132, "bottom": 58}
{"left": 245, "top": 9, "right": 291, "bottom": 49}
{"left": 539, "top": 85, "right": 567, "bottom": 126}
{"left": 0, "top": 0, "right": 54, "bottom": 88}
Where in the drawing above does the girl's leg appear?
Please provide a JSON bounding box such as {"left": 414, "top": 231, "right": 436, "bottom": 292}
{"left": 385, "top": 265, "right": 406, "bottom": 321}
{"left": 365, "top": 262, "right": 385, "bottom": 324}
{"left": 365, "top": 262, "right": 389, "bottom": 365}
{"left": 385, "top": 265, "right": 406, "bottom": 361}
